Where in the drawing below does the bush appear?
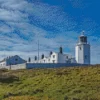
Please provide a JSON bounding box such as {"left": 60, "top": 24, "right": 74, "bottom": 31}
{"left": 64, "top": 96, "right": 68, "bottom": 100}
{"left": 0, "top": 68, "right": 8, "bottom": 73}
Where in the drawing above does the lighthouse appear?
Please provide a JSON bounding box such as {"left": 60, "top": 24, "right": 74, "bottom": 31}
{"left": 75, "top": 31, "right": 90, "bottom": 64}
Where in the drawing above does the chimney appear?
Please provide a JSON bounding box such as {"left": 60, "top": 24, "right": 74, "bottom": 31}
{"left": 59, "top": 47, "right": 63, "bottom": 54}
{"left": 50, "top": 51, "right": 53, "bottom": 55}
{"left": 28, "top": 57, "right": 31, "bottom": 62}
{"left": 34, "top": 56, "right": 37, "bottom": 61}
{"left": 41, "top": 54, "right": 44, "bottom": 59}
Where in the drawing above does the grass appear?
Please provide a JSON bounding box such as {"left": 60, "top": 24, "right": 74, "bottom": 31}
{"left": 0, "top": 65, "right": 100, "bottom": 100}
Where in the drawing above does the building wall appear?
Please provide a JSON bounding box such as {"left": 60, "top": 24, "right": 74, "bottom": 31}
{"left": 75, "top": 44, "right": 90, "bottom": 64}
{"left": 37, "top": 52, "right": 59, "bottom": 63}
{"left": 58, "top": 53, "right": 75, "bottom": 63}
{"left": 10, "top": 63, "right": 26, "bottom": 70}
{"left": 71, "top": 58, "right": 77, "bottom": 63}
{"left": 50, "top": 52, "right": 58, "bottom": 63}
{"left": 0, "top": 61, "right": 7, "bottom": 66}
{"left": 39, "top": 57, "right": 49, "bottom": 63}
{"left": 0, "top": 63, "right": 26, "bottom": 70}
{"left": 0, "top": 63, "right": 90, "bottom": 70}
{"left": 75, "top": 44, "right": 84, "bottom": 64}
{"left": 58, "top": 53, "right": 66, "bottom": 63}
{"left": 75, "top": 46, "right": 78, "bottom": 63}
{"left": 26, "top": 63, "right": 89, "bottom": 69}
{"left": 36, "top": 52, "right": 75, "bottom": 64}
{"left": 35, "top": 52, "right": 75, "bottom": 64}
{"left": 83, "top": 44, "right": 90, "bottom": 64}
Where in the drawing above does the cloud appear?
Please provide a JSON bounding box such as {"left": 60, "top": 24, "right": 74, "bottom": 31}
{"left": 0, "top": 9, "right": 28, "bottom": 22}
{"left": 68, "top": 0, "right": 91, "bottom": 8}
{"left": 0, "top": 0, "right": 99, "bottom": 64}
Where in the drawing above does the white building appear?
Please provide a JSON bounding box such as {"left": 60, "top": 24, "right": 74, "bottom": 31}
{"left": 0, "top": 55, "right": 26, "bottom": 66}
{"left": 75, "top": 32, "right": 90, "bottom": 64}
{"left": 0, "top": 32, "right": 91, "bottom": 66}
{"left": 34, "top": 47, "right": 76, "bottom": 64}
{"left": 34, "top": 32, "right": 90, "bottom": 64}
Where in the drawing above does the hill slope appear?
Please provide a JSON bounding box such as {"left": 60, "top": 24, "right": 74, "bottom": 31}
{"left": 0, "top": 65, "right": 100, "bottom": 100}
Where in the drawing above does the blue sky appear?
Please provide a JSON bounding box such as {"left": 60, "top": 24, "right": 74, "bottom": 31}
{"left": 0, "top": 0, "right": 100, "bottom": 64}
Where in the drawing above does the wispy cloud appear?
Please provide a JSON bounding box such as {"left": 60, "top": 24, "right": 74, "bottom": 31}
{"left": 0, "top": 0, "right": 99, "bottom": 64}
{"left": 68, "top": 0, "right": 91, "bottom": 8}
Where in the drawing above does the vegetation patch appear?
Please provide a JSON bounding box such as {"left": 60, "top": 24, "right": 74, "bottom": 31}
{"left": 0, "top": 65, "right": 100, "bottom": 100}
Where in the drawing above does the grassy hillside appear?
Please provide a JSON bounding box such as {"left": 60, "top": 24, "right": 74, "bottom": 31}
{"left": 0, "top": 65, "right": 100, "bottom": 100}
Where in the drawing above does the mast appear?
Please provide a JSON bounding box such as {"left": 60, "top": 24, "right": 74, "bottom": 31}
{"left": 37, "top": 33, "right": 40, "bottom": 63}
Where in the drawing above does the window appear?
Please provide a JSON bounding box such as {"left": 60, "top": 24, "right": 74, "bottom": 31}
{"left": 15, "top": 58, "right": 18, "bottom": 61}
{"left": 53, "top": 55, "right": 55, "bottom": 58}
{"left": 52, "top": 60, "right": 55, "bottom": 63}
{"left": 66, "top": 56, "right": 68, "bottom": 59}
{"left": 80, "top": 47, "right": 81, "bottom": 50}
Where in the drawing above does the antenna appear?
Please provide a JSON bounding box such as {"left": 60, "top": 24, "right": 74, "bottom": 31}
{"left": 82, "top": 30, "right": 85, "bottom": 35}
{"left": 38, "top": 34, "right": 39, "bottom": 63}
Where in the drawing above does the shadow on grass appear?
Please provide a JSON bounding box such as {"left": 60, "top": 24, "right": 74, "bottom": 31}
{"left": 0, "top": 75, "right": 19, "bottom": 83}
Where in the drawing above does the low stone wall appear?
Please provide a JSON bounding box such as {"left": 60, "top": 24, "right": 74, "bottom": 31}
{"left": 0, "top": 66, "right": 10, "bottom": 70}
{"left": 10, "top": 63, "right": 26, "bottom": 70}
{"left": 0, "top": 63, "right": 90, "bottom": 70}
{"left": 26, "top": 63, "right": 89, "bottom": 69}
{"left": 0, "top": 63, "right": 26, "bottom": 70}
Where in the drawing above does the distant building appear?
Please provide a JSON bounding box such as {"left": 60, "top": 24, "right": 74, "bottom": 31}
{"left": 0, "top": 55, "right": 26, "bottom": 66}
{"left": 34, "top": 47, "right": 76, "bottom": 64}
{"left": 75, "top": 32, "right": 90, "bottom": 64}
{"left": 34, "top": 31, "right": 90, "bottom": 64}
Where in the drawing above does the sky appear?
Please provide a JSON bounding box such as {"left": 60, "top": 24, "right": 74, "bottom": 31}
{"left": 0, "top": 0, "right": 100, "bottom": 64}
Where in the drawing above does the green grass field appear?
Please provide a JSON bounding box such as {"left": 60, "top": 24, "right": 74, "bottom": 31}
{"left": 0, "top": 65, "right": 100, "bottom": 100}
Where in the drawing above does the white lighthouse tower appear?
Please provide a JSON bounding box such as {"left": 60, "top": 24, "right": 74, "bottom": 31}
{"left": 75, "top": 31, "right": 90, "bottom": 64}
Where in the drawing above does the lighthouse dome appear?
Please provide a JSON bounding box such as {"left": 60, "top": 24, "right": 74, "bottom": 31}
{"left": 79, "top": 31, "right": 87, "bottom": 44}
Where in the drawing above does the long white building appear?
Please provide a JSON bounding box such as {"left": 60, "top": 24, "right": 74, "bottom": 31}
{"left": 34, "top": 47, "right": 76, "bottom": 64}
{"left": 34, "top": 32, "right": 90, "bottom": 64}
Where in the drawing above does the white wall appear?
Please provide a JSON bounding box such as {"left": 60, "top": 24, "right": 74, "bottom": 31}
{"left": 0, "top": 61, "right": 7, "bottom": 66}
{"left": 37, "top": 52, "right": 58, "bottom": 63}
{"left": 75, "top": 44, "right": 90, "bottom": 64}
{"left": 0, "top": 63, "right": 26, "bottom": 70}
{"left": 34, "top": 52, "right": 74, "bottom": 64}
{"left": 50, "top": 52, "right": 58, "bottom": 63}
{"left": 58, "top": 53, "right": 66, "bottom": 63}
{"left": 83, "top": 44, "right": 90, "bottom": 64}
{"left": 75, "top": 44, "right": 84, "bottom": 64}
{"left": 10, "top": 63, "right": 26, "bottom": 70}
